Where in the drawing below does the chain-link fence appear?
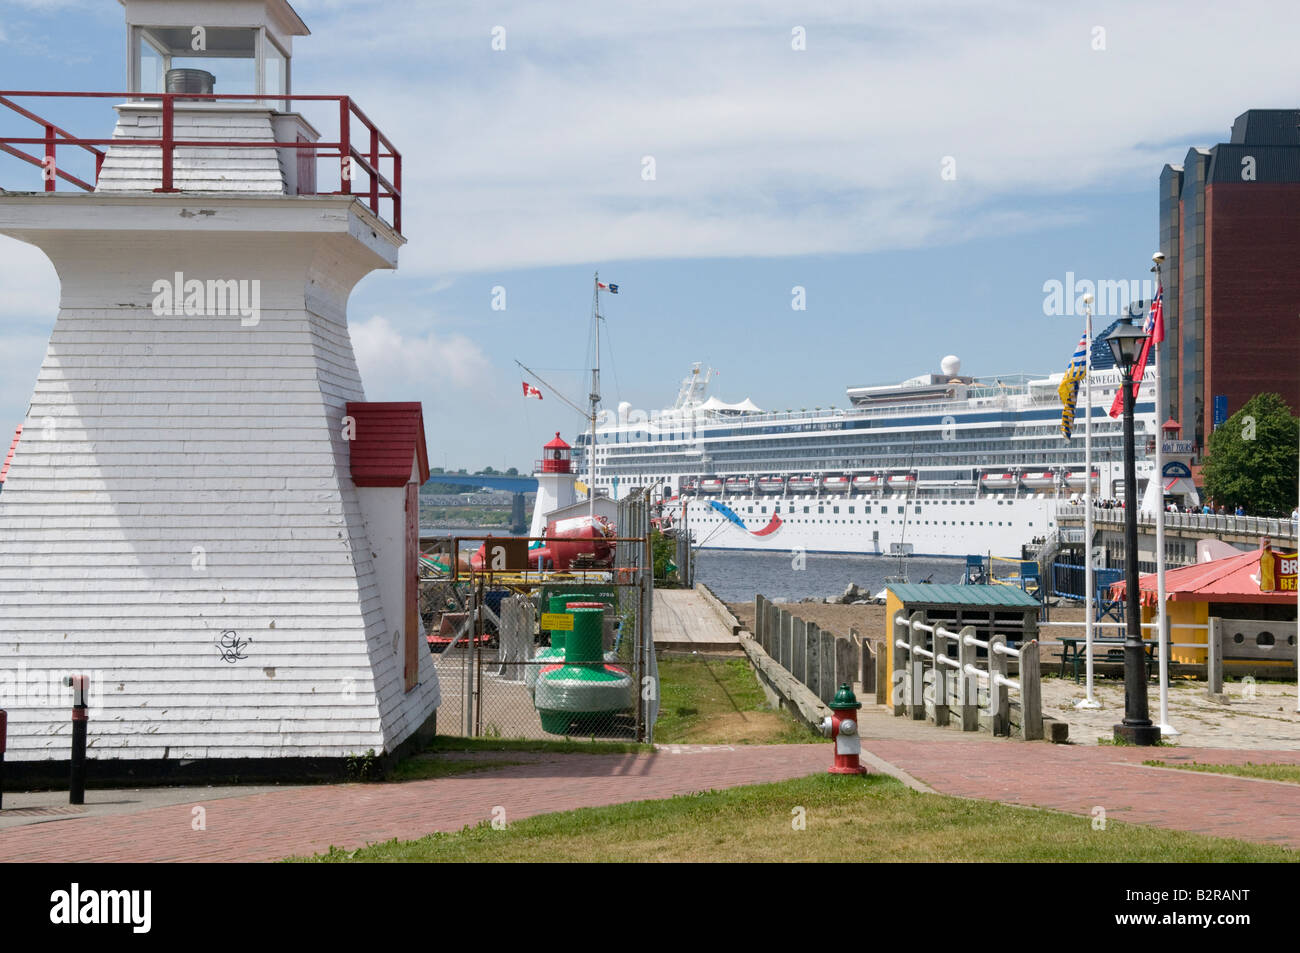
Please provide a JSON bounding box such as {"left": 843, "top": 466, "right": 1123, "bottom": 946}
{"left": 422, "top": 494, "right": 660, "bottom": 742}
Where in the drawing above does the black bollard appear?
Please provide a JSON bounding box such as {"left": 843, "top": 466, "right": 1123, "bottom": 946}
{"left": 64, "top": 676, "right": 88, "bottom": 805}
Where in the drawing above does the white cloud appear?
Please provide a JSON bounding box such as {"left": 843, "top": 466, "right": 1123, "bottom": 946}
{"left": 284, "top": 0, "right": 1299, "bottom": 274}
{"left": 350, "top": 313, "right": 490, "bottom": 394}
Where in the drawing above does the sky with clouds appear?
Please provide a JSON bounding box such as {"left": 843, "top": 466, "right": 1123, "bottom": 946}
{"left": 1, "top": 0, "right": 1297, "bottom": 468}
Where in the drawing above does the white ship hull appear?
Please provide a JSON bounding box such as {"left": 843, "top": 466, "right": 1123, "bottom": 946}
{"left": 677, "top": 493, "right": 1059, "bottom": 558}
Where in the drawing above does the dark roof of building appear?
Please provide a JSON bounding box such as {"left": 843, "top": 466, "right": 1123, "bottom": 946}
{"left": 346, "top": 402, "right": 430, "bottom": 487}
{"left": 1207, "top": 143, "right": 1300, "bottom": 183}
{"left": 1230, "top": 109, "right": 1300, "bottom": 146}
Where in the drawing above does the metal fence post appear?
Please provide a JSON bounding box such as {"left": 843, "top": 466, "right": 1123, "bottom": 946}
{"left": 958, "top": 625, "right": 979, "bottom": 731}
{"left": 908, "top": 610, "right": 926, "bottom": 720}
{"left": 989, "top": 633, "right": 1010, "bottom": 737}
{"left": 1021, "top": 639, "right": 1043, "bottom": 740}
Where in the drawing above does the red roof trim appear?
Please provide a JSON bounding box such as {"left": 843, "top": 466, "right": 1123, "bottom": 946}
{"left": 544, "top": 431, "right": 570, "bottom": 450}
{"left": 345, "top": 402, "right": 430, "bottom": 487}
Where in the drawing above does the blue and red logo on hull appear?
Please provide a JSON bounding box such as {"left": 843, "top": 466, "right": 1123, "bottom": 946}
{"left": 708, "top": 500, "right": 782, "bottom": 537}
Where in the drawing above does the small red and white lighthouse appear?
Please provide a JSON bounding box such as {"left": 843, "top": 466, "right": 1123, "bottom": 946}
{"left": 530, "top": 432, "right": 578, "bottom": 538}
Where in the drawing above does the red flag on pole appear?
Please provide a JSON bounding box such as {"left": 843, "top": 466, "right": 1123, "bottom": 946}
{"left": 1108, "top": 287, "right": 1162, "bottom": 418}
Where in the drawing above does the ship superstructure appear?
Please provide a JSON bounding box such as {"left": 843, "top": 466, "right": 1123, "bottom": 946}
{"left": 576, "top": 345, "right": 1160, "bottom": 557}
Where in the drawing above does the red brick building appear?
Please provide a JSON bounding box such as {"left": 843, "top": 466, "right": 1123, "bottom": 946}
{"left": 1159, "top": 109, "right": 1300, "bottom": 453}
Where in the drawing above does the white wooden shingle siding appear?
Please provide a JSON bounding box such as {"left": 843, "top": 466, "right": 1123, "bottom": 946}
{"left": 96, "top": 105, "right": 287, "bottom": 194}
{"left": 0, "top": 192, "right": 437, "bottom": 762}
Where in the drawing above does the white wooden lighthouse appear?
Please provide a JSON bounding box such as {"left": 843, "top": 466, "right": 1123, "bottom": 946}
{"left": 0, "top": 0, "right": 439, "bottom": 769}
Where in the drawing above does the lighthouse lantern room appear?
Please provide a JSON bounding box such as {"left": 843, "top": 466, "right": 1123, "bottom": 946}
{"left": 530, "top": 433, "right": 578, "bottom": 538}
{"left": 0, "top": 0, "right": 438, "bottom": 771}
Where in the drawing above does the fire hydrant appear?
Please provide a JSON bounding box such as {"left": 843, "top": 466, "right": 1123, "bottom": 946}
{"left": 820, "top": 683, "right": 866, "bottom": 775}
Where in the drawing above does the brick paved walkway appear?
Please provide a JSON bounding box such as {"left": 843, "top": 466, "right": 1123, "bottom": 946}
{"left": 865, "top": 739, "right": 1300, "bottom": 848}
{"left": 0, "top": 745, "right": 828, "bottom": 862}
{"left": 2, "top": 740, "right": 1297, "bottom": 861}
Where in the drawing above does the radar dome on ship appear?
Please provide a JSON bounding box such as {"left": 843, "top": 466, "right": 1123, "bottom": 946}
{"left": 941, "top": 355, "right": 961, "bottom": 378}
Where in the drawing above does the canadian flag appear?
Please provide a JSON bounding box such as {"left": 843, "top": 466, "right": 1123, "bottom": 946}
{"left": 522, "top": 382, "right": 543, "bottom": 399}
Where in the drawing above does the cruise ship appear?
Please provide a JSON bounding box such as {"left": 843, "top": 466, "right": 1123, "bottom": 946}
{"left": 576, "top": 331, "right": 1159, "bottom": 558}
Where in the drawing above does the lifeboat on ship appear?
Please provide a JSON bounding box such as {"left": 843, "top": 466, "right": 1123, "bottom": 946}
{"left": 1019, "top": 471, "right": 1056, "bottom": 490}
{"left": 724, "top": 476, "right": 753, "bottom": 494}
{"left": 852, "top": 473, "right": 880, "bottom": 492}
{"left": 788, "top": 475, "right": 817, "bottom": 494}
{"left": 756, "top": 476, "right": 786, "bottom": 494}
{"left": 681, "top": 479, "right": 697, "bottom": 496}
{"left": 698, "top": 477, "right": 724, "bottom": 494}
{"left": 1065, "top": 470, "right": 1099, "bottom": 490}
{"left": 886, "top": 472, "right": 916, "bottom": 490}
{"left": 821, "top": 474, "right": 851, "bottom": 494}
{"left": 980, "top": 471, "right": 1018, "bottom": 489}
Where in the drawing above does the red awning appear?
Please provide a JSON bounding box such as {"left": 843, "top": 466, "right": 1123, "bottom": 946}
{"left": 1110, "top": 547, "right": 1294, "bottom": 606}
{"left": 346, "top": 402, "right": 430, "bottom": 487}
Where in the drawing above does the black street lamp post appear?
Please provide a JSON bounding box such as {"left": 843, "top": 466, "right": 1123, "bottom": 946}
{"left": 1108, "top": 322, "right": 1161, "bottom": 746}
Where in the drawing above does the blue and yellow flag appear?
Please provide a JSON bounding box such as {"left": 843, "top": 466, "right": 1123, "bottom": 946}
{"left": 1058, "top": 333, "right": 1087, "bottom": 440}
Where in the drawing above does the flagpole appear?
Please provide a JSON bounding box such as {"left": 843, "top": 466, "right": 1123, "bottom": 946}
{"left": 1151, "top": 255, "right": 1175, "bottom": 738}
{"left": 590, "top": 272, "right": 601, "bottom": 522}
{"left": 1078, "top": 294, "right": 1100, "bottom": 709}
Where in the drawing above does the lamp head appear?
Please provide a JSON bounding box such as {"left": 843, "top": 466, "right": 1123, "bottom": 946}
{"left": 1106, "top": 321, "right": 1148, "bottom": 374}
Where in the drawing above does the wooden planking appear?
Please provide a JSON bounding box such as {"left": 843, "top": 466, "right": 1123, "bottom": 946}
{"left": 0, "top": 213, "right": 438, "bottom": 762}
{"left": 97, "top": 107, "right": 286, "bottom": 195}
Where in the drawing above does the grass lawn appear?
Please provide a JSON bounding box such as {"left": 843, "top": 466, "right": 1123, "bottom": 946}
{"left": 653, "top": 655, "right": 822, "bottom": 745}
{"left": 1145, "top": 760, "right": 1300, "bottom": 784}
{"left": 295, "top": 772, "right": 1296, "bottom": 862}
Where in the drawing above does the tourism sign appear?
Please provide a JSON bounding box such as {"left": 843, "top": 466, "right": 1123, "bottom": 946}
{"left": 1162, "top": 440, "right": 1195, "bottom": 456}
{"left": 1259, "top": 548, "right": 1298, "bottom": 592}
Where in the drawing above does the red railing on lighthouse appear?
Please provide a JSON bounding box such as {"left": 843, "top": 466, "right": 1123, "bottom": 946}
{"left": 0, "top": 91, "right": 402, "bottom": 235}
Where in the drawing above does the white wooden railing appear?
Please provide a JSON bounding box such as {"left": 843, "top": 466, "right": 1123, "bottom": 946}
{"left": 893, "top": 610, "right": 1042, "bottom": 740}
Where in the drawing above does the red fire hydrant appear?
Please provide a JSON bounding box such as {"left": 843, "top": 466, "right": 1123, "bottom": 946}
{"left": 820, "top": 683, "right": 866, "bottom": 775}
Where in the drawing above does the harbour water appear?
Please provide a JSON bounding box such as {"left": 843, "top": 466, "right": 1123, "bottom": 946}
{"left": 692, "top": 550, "right": 965, "bottom": 603}
{"left": 423, "top": 526, "right": 966, "bottom": 602}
